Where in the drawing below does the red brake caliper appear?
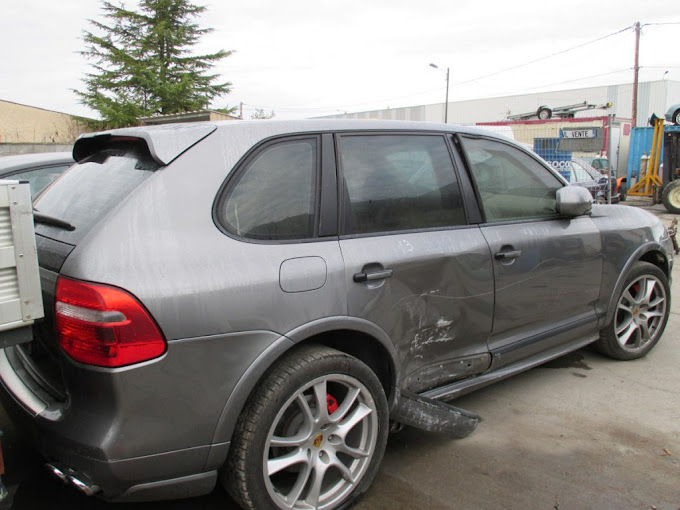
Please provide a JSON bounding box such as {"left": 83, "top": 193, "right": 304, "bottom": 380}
{"left": 326, "top": 394, "right": 339, "bottom": 414}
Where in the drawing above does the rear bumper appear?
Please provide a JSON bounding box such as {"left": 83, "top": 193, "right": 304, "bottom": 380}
{"left": 0, "top": 329, "right": 282, "bottom": 500}
{"left": 0, "top": 346, "right": 230, "bottom": 500}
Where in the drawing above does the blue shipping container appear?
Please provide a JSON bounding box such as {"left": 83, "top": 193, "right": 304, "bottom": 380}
{"left": 533, "top": 138, "right": 572, "bottom": 178}
{"left": 627, "top": 125, "right": 680, "bottom": 182}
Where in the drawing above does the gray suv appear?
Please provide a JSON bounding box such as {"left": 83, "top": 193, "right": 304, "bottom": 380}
{"left": 0, "top": 120, "right": 673, "bottom": 509}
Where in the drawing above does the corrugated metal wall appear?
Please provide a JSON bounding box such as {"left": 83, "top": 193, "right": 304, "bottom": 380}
{"left": 322, "top": 80, "right": 674, "bottom": 126}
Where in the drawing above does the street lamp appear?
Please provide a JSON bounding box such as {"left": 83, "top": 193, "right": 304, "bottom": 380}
{"left": 429, "top": 63, "right": 450, "bottom": 123}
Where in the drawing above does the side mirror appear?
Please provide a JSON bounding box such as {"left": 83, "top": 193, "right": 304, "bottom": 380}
{"left": 556, "top": 186, "right": 593, "bottom": 217}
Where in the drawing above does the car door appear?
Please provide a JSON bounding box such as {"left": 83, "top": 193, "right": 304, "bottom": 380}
{"left": 456, "top": 135, "right": 603, "bottom": 368}
{"left": 336, "top": 133, "right": 494, "bottom": 394}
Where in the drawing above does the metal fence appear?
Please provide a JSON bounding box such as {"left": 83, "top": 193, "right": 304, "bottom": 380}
{"left": 476, "top": 116, "right": 632, "bottom": 179}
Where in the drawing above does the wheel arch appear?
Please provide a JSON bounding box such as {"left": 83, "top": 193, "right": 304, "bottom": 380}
{"left": 604, "top": 244, "right": 670, "bottom": 325}
{"left": 209, "top": 317, "right": 400, "bottom": 450}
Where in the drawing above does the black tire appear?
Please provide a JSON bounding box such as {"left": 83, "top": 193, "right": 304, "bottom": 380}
{"left": 673, "top": 108, "right": 680, "bottom": 125}
{"left": 661, "top": 180, "right": 680, "bottom": 214}
{"left": 537, "top": 107, "right": 552, "bottom": 120}
{"left": 619, "top": 183, "right": 627, "bottom": 201}
{"left": 596, "top": 261, "right": 670, "bottom": 360}
{"left": 223, "top": 345, "right": 389, "bottom": 510}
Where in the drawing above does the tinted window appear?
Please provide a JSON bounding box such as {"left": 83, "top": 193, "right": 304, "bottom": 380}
{"left": 33, "top": 140, "right": 159, "bottom": 244}
{"left": 221, "top": 139, "right": 318, "bottom": 240}
{"left": 12, "top": 164, "right": 70, "bottom": 198}
{"left": 460, "top": 137, "right": 562, "bottom": 222}
{"left": 340, "top": 135, "right": 466, "bottom": 234}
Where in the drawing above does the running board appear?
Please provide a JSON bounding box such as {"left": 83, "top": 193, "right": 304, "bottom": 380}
{"left": 390, "top": 390, "right": 479, "bottom": 438}
{"left": 422, "top": 334, "right": 598, "bottom": 402}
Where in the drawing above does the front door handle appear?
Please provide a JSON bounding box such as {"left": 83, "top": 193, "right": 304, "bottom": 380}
{"left": 494, "top": 250, "right": 522, "bottom": 260}
{"left": 353, "top": 269, "right": 393, "bottom": 283}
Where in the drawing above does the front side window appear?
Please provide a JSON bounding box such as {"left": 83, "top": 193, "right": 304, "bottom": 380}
{"left": 340, "top": 135, "right": 466, "bottom": 234}
{"left": 459, "top": 137, "right": 562, "bottom": 222}
{"left": 221, "top": 138, "right": 318, "bottom": 240}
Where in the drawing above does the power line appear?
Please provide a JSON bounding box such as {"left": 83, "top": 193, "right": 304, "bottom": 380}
{"left": 242, "top": 23, "right": 667, "bottom": 115}
{"left": 244, "top": 24, "right": 637, "bottom": 113}
{"left": 642, "top": 22, "right": 680, "bottom": 27}
{"left": 244, "top": 68, "right": 635, "bottom": 114}
{"left": 504, "top": 68, "right": 632, "bottom": 95}
{"left": 452, "top": 24, "right": 634, "bottom": 86}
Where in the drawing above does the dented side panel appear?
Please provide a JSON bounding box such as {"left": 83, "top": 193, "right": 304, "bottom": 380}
{"left": 339, "top": 227, "right": 494, "bottom": 394}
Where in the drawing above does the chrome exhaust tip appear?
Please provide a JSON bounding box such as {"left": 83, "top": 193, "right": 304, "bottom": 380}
{"left": 67, "top": 474, "right": 100, "bottom": 496}
{"left": 45, "top": 463, "right": 100, "bottom": 496}
{"left": 45, "top": 463, "right": 69, "bottom": 483}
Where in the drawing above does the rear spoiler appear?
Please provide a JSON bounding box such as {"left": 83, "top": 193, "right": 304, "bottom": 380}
{"left": 73, "top": 123, "right": 217, "bottom": 166}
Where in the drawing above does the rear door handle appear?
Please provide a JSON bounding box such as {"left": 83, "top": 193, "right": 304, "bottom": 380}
{"left": 353, "top": 269, "right": 393, "bottom": 283}
{"left": 494, "top": 250, "right": 522, "bottom": 260}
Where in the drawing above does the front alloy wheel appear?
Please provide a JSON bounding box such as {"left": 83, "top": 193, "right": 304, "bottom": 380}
{"left": 613, "top": 274, "right": 667, "bottom": 353}
{"left": 596, "top": 261, "right": 670, "bottom": 360}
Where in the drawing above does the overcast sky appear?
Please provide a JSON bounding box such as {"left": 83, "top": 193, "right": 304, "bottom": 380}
{"left": 1, "top": 0, "right": 679, "bottom": 120}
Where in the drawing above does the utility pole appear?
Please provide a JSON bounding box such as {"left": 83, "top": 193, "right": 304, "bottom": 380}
{"left": 429, "top": 63, "right": 450, "bottom": 123}
{"left": 444, "top": 67, "right": 450, "bottom": 124}
{"left": 632, "top": 21, "right": 641, "bottom": 127}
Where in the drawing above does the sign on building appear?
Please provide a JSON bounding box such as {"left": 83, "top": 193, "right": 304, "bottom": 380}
{"left": 558, "top": 127, "right": 602, "bottom": 152}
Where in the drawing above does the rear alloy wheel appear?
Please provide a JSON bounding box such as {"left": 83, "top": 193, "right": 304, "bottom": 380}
{"left": 224, "top": 345, "right": 388, "bottom": 510}
{"left": 673, "top": 108, "right": 680, "bottom": 125}
{"left": 596, "top": 262, "right": 670, "bottom": 360}
{"left": 661, "top": 180, "right": 680, "bottom": 214}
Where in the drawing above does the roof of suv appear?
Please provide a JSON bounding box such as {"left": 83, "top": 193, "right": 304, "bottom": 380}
{"left": 73, "top": 120, "right": 512, "bottom": 166}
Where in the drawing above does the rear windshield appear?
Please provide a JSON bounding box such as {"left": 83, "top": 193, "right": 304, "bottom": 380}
{"left": 33, "top": 140, "right": 160, "bottom": 245}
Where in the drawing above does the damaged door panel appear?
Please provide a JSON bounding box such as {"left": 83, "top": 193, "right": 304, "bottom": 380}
{"left": 340, "top": 229, "right": 494, "bottom": 393}
{"left": 337, "top": 133, "right": 494, "bottom": 394}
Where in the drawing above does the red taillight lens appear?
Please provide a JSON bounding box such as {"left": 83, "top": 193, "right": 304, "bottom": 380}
{"left": 56, "top": 277, "right": 166, "bottom": 367}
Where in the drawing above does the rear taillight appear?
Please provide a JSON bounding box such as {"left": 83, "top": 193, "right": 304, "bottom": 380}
{"left": 56, "top": 277, "right": 166, "bottom": 367}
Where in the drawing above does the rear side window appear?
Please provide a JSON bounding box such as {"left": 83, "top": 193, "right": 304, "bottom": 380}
{"left": 339, "top": 134, "right": 466, "bottom": 235}
{"left": 219, "top": 138, "right": 318, "bottom": 241}
{"left": 33, "top": 140, "right": 159, "bottom": 244}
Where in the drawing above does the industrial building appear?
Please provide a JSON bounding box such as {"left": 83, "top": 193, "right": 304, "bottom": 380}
{"left": 322, "top": 80, "right": 678, "bottom": 127}
{"left": 322, "top": 80, "right": 679, "bottom": 177}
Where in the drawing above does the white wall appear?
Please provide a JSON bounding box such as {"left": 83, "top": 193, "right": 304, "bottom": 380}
{"left": 322, "top": 80, "right": 677, "bottom": 126}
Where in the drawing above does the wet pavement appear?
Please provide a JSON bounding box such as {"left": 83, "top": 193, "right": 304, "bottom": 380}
{"left": 1, "top": 199, "right": 678, "bottom": 509}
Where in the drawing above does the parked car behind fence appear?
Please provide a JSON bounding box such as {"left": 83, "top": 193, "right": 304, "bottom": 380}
{"left": 0, "top": 152, "right": 73, "bottom": 198}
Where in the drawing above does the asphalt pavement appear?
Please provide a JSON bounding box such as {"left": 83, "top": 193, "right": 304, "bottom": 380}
{"left": 1, "top": 198, "right": 678, "bottom": 510}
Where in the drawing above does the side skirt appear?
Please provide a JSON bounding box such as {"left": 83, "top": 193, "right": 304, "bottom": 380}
{"left": 420, "top": 333, "right": 599, "bottom": 402}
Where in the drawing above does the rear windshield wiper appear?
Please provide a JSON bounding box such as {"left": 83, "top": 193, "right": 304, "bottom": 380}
{"left": 32, "top": 209, "right": 76, "bottom": 231}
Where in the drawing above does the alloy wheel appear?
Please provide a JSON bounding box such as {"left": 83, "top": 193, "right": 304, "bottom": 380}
{"left": 614, "top": 274, "right": 667, "bottom": 352}
{"left": 263, "top": 374, "right": 379, "bottom": 509}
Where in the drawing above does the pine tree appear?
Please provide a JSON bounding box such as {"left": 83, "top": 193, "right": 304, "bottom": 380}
{"left": 76, "top": 0, "right": 232, "bottom": 127}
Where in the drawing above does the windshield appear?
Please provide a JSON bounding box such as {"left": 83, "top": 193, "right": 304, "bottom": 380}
{"left": 33, "top": 140, "right": 160, "bottom": 245}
